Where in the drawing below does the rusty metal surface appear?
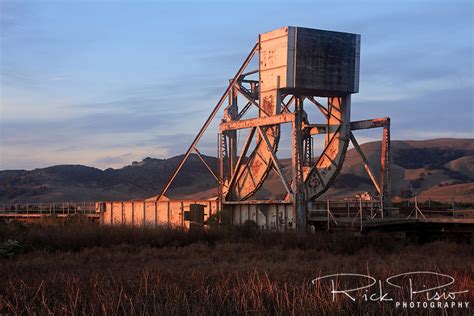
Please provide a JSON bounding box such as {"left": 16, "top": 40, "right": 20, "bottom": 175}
{"left": 258, "top": 26, "right": 361, "bottom": 95}
{"left": 156, "top": 26, "right": 392, "bottom": 230}
{"left": 350, "top": 117, "right": 389, "bottom": 130}
{"left": 381, "top": 121, "right": 391, "bottom": 212}
{"left": 231, "top": 123, "right": 279, "bottom": 200}
{"left": 100, "top": 200, "right": 219, "bottom": 227}
{"left": 220, "top": 113, "right": 294, "bottom": 132}
{"left": 224, "top": 201, "right": 296, "bottom": 230}
{"left": 304, "top": 96, "right": 351, "bottom": 200}
{"left": 228, "top": 36, "right": 284, "bottom": 200}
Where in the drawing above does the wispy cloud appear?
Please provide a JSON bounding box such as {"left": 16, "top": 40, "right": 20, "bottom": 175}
{"left": 0, "top": 0, "right": 472, "bottom": 170}
{"left": 396, "top": 130, "right": 474, "bottom": 140}
{"left": 357, "top": 74, "right": 474, "bottom": 102}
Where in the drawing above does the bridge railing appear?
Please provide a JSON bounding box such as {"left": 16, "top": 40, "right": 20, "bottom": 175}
{"left": 310, "top": 199, "right": 383, "bottom": 218}
{"left": 0, "top": 202, "right": 98, "bottom": 216}
{"left": 309, "top": 197, "right": 474, "bottom": 231}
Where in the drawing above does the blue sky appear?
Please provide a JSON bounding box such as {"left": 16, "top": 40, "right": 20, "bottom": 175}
{"left": 1, "top": 0, "right": 473, "bottom": 170}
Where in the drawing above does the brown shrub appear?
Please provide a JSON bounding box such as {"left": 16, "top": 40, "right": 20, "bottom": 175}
{"left": 0, "top": 223, "right": 472, "bottom": 314}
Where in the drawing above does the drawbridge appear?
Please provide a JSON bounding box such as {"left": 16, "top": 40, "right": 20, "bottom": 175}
{"left": 157, "top": 26, "right": 390, "bottom": 230}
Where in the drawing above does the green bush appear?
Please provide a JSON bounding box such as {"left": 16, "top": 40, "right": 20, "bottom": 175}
{"left": 0, "top": 239, "right": 23, "bottom": 258}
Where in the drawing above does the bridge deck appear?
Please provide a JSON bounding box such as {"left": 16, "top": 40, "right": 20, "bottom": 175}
{"left": 1, "top": 202, "right": 473, "bottom": 233}
{"left": 308, "top": 214, "right": 474, "bottom": 233}
{"left": 0, "top": 213, "right": 99, "bottom": 219}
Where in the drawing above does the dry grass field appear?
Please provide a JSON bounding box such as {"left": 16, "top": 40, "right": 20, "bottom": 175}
{"left": 0, "top": 218, "right": 472, "bottom": 315}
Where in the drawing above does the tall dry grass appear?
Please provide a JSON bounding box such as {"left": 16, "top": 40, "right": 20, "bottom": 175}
{"left": 0, "top": 219, "right": 472, "bottom": 315}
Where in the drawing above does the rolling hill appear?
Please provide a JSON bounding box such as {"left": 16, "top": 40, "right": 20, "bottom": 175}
{"left": 1, "top": 138, "right": 473, "bottom": 203}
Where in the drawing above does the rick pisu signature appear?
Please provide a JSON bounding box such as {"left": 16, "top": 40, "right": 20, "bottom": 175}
{"left": 312, "top": 272, "right": 470, "bottom": 309}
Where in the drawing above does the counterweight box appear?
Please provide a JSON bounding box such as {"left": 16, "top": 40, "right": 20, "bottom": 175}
{"left": 259, "top": 26, "right": 360, "bottom": 96}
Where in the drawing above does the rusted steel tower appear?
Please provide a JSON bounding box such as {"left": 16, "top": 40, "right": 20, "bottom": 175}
{"left": 159, "top": 26, "right": 391, "bottom": 230}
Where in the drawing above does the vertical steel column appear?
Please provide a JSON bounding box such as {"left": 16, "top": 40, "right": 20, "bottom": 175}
{"left": 121, "top": 202, "right": 124, "bottom": 225}
{"left": 276, "top": 204, "right": 279, "bottom": 231}
{"left": 131, "top": 202, "right": 135, "bottom": 227}
{"left": 167, "top": 201, "right": 171, "bottom": 225}
{"left": 218, "top": 132, "right": 224, "bottom": 218}
{"left": 292, "top": 97, "right": 306, "bottom": 230}
{"left": 154, "top": 201, "right": 158, "bottom": 228}
{"left": 181, "top": 201, "right": 184, "bottom": 228}
{"left": 239, "top": 204, "right": 243, "bottom": 225}
{"left": 255, "top": 205, "right": 259, "bottom": 226}
{"left": 143, "top": 201, "right": 146, "bottom": 226}
{"left": 227, "top": 81, "right": 238, "bottom": 176}
{"left": 380, "top": 118, "right": 391, "bottom": 216}
{"left": 231, "top": 205, "right": 234, "bottom": 226}
{"left": 110, "top": 202, "right": 113, "bottom": 225}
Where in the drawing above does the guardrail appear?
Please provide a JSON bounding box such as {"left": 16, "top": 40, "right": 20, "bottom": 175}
{"left": 0, "top": 202, "right": 98, "bottom": 217}
{"left": 309, "top": 197, "right": 474, "bottom": 232}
